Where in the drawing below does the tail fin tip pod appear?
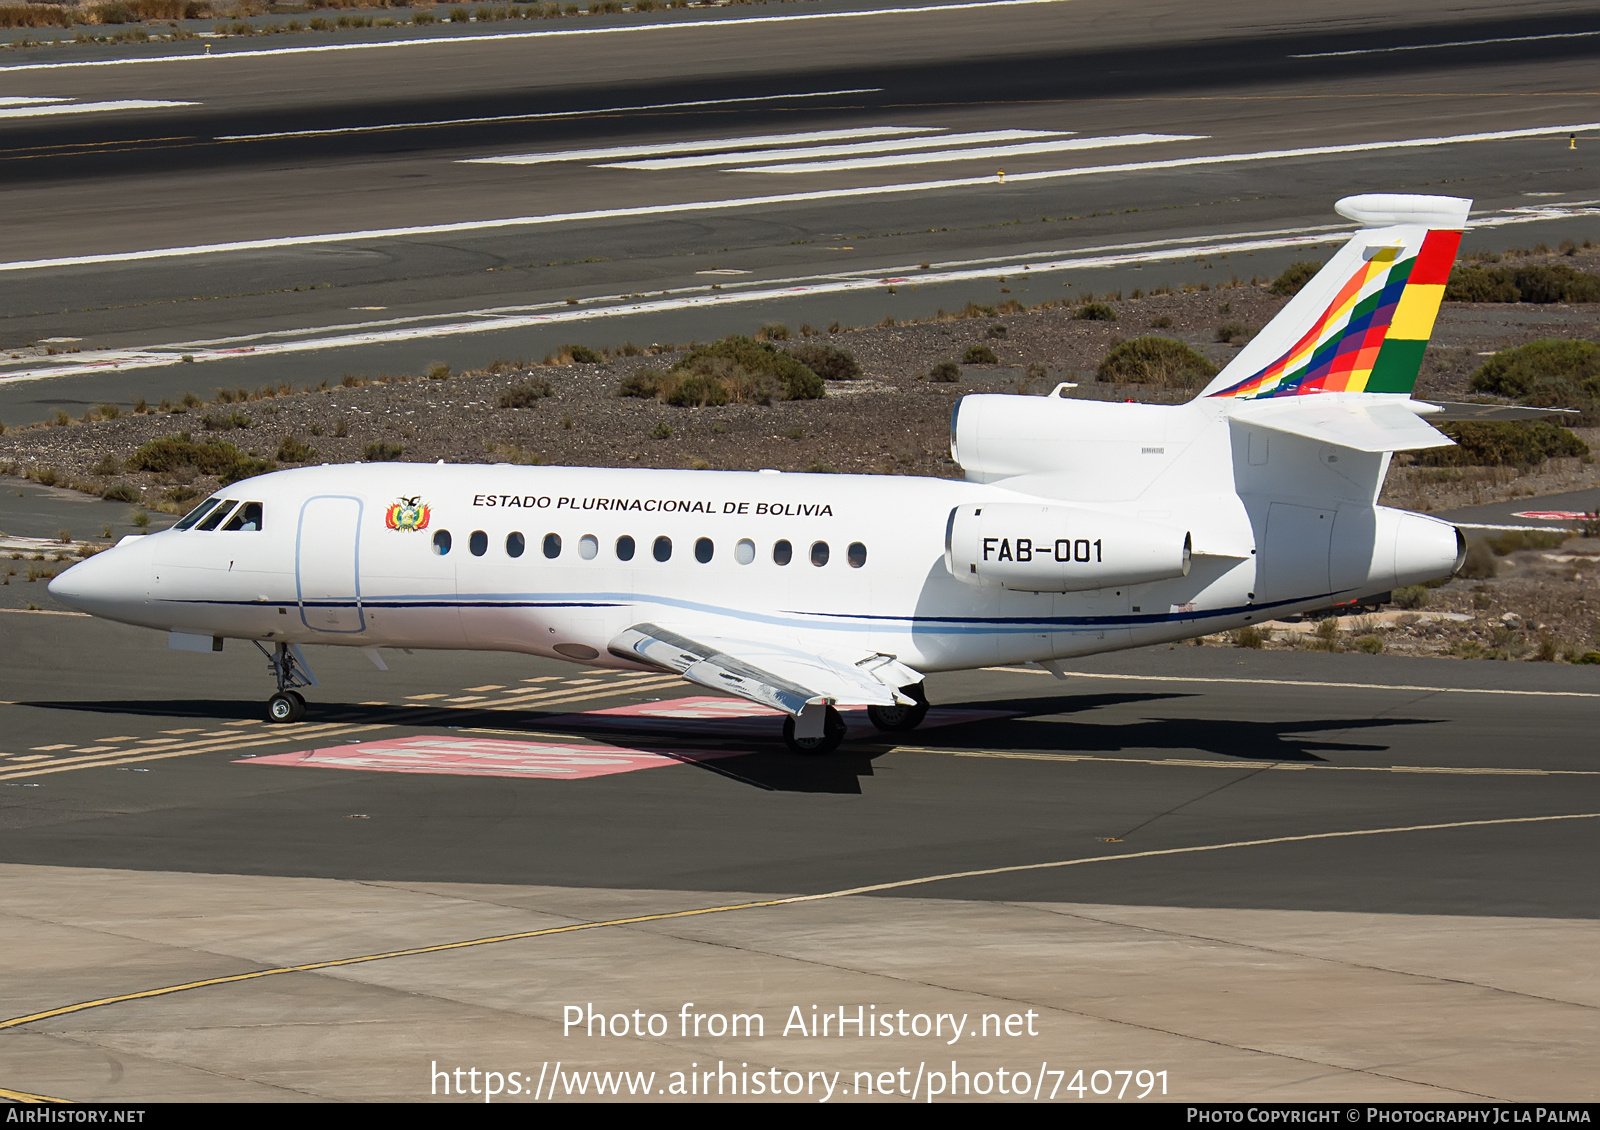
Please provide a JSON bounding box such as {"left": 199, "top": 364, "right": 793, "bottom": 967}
{"left": 1201, "top": 193, "right": 1470, "bottom": 402}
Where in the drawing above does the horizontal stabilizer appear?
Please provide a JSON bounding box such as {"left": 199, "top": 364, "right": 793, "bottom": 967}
{"left": 1230, "top": 396, "right": 1452, "bottom": 452}
{"left": 1417, "top": 400, "right": 1581, "bottom": 422}
{"left": 608, "top": 623, "right": 921, "bottom": 718}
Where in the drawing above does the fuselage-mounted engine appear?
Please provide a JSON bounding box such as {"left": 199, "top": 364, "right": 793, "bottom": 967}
{"left": 945, "top": 503, "right": 1192, "bottom": 592}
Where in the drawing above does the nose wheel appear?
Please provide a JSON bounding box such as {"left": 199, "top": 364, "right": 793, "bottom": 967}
{"left": 268, "top": 690, "right": 306, "bottom": 724}
{"left": 254, "top": 641, "right": 318, "bottom": 724}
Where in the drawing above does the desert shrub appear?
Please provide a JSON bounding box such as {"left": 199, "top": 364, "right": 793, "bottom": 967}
{"left": 1412, "top": 420, "right": 1589, "bottom": 467}
{"left": 1232, "top": 625, "right": 1266, "bottom": 648}
{"left": 674, "top": 336, "right": 823, "bottom": 401}
{"left": 100, "top": 483, "right": 140, "bottom": 503}
{"left": 1484, "top": 528, "right": 1567, "bottom": 555}
{"left": 126, "top": 434, "right": 273, "bottom": 484}
{"left": 499, "top": 379, "right": 553, "bottom": 407}
{"left": 782, "top": 343, "right": 861, "bottom": 381}
{"left": 619, "top": 370, "right": 665, "bottom": 398}
{"left": 1073, "top": 302, "right": 1117, "bottom": 322}
{"left": 363, "top": 442, "right": 404, "bottom": 462}
{"left": 1150, "top": 316, "right": 1172, "bottom": 328}
{"left": 426, "top": 363, "right": 451, "bottom": 380}
{"left": 665, "top": 373, "right": 730, "bottom": 408}
{"left": 1215, "top": 322, "right": 1249, "bottom": 343}
{"left": 984, "top": 324, "right": 1008, "bottom": 339}
{"left": 563, "top": 344, "right": 603, "bottom": 364}
{"left": 1096, "top": 336, "right": 1218, "bottom": 389}
{"left": 962, "top": 344, "right": 999, "bottom": 364}
{"left": 757, "top": 323, "right": 791, "bottom": 341}
{"left": 1352, "top": 635, "right": 1384, "bottom": 654}
{"left": 1456, "top": 540, "right": 1498, "bottom": 579}
{"left": 276, "top": 434, "right": 318, "bottom": 463}
{"left": 1468, "top": 339, "right": 1600, "bottom": 421}
{"left": 92, "top": 454, "right": 122, "bottom": 477}
{"left": 201, "top": 409, "right": 251, "bottom": 431}
{"left": 649, "top": 421, "right": 673, "bottom": 439}
{"left": 929, "top": 360, "right": 961, "bottom": 383}
{"left": 1269, "top": 261, "right": 1321, "bottom": 296}
{"left": 1445, "top": 263, "right": 1600, "bottom": 304}
{"left": 1445, "top": 267, "right": 1521, "bottom": 303}
{"left": 1391, "top": 584, "right": 1430, "bottom": 610}
{"left": 1574, "top": 651, "right": 1600, "bottom": 665}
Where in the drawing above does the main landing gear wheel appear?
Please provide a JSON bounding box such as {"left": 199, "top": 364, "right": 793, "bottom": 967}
{"left": 782, "top": 706, "right": 847, "bottom": 756}
{"left": 267, "top": 690, "right": 305, "bottom": 724}
{"left": 868, "top": 683, "right": 929, "bottom": 733}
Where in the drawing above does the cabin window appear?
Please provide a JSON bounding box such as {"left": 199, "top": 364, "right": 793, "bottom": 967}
{"left": 847, "top": 541, "right": 867, "bottom": 568}
{"left": 811, "top": 541, "right": 830, "bottom": 567}
{"left": 694, "top": 537, "right": 714, "bottom": 564}
{"left": 174, "top": 498, "right": 222, "bottom": 531}
{"left": 735, "top": 538, "right": 755, "bottom": 565}
{"left": 653, "top": 535, "right": 672, "bottom": 562}
{"left": 433, "top": 530, "right": 452, "bottom": 555}
{"left": 222, "top": 502, "right": 263, "bottom": 532}
{"left": 616, "top": 535, "right": 635, "bottom": 561}
{"left": 543, "top": 532, "right": 562, "bottom": 559}
{"left": 506, "top": 532, "right": 525, "bottom": 558}
{"left": 469, "top": 530, "right": 488, "bottom": 557}
{"left": 197, "top": 501, "right": 237, "bottom": 532}
{"left": 773, "top": 539, "right": 792, "bottom": 566}
{"left": 579, "top": 534, "right": 598, "bottom": 560}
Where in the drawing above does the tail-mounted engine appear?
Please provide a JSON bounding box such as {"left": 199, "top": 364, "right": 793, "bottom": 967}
{"left": 945, "top": 503, "right": 1192, "bottom": 592}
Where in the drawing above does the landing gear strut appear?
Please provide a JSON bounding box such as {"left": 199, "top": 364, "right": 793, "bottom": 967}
{"left": 868, "top": 682, "right": 929, "bottom": 733}
{"left": 254, "top": 641, "right": 317, "bottom": 724}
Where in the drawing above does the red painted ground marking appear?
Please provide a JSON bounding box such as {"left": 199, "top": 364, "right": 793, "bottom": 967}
{"left": 1512, "top": 510, "right": 1593, "bottom": 520}
{"left": 241, "top": 734, "right": 747, "bottom": 780}
{"left": 549, "top": 695, "right": 1016, "bottom": 738}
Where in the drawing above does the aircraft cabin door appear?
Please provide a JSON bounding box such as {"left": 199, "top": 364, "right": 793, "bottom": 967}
{"left": 297, "top": 495, "right": 365, "bottom": 633}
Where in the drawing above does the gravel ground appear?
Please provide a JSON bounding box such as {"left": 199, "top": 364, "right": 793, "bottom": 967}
{"left": 4, "top": 257, "right": 1598, "bottom": 657}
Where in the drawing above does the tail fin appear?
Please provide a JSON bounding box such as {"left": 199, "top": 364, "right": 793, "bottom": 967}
{"left": 1200, "top": 194, "right": 1468, "bottom": 401}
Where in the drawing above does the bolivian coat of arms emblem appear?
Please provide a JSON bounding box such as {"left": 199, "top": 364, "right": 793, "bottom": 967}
{"left": 385, "top": 496, "right": 431, "bottom": 532}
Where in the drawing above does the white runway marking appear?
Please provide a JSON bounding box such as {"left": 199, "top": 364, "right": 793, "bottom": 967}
{"left": 218, "top": 88, "right": 884, "bottom": 142}
{"left": 1027, "top": 670, "right": 1600, "bottom": 700}
{"left": 0, "top": 0, "right": 1073, "bottom": 73}
{"left": 0, "top": 99, "right": 197, "bottom": 120}
{"left": 0, "top": 96, "right": 67, "bottom": 106}
{"left": 1292, "top": 28, "right": 1600, "bottom": 59}
{"left": 5, "top": 120, "right": 1595, "bottom": 275}
{"left": 602, "top": 129, "right": 1066, "bottom": 170}
{"left": 734, "top": 131, "right": 1204, "bottom": 172}
{"left": 466, "top": 126, "right": 941, "bottom": 166}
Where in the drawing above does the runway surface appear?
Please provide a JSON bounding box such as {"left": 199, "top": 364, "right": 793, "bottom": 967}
{"left": 1, "top": 0, "right": 1599, "bottom": 421}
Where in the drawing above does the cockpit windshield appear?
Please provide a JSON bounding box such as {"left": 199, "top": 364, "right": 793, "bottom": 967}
{"left": 174, "top": 498, "right": 222, "bottom": 531}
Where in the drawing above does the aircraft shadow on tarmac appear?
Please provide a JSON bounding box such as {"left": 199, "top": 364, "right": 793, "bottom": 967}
{"left": 22, "top": 691, "right": 1442, "bottom": 794}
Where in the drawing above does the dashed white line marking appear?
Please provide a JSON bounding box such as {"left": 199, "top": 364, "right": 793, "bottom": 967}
{"left": 734, "top": 131, "right": 1204, "bottom": 172}
{"left": 7, "top": 120, "right": 1591, "bottom": 276}
{"left": 465, "top": 125, "right": 940, "bottom": 166}
{"left": 0, "top": 99, "right": 197, "bottom": 120}
{"left": 0, "top": 0, "right": 1074, "bottom": 73}
{"left": 0, "top": 96, "right": 68, "bottom": 106}
{"left": 220, "top": 88, "right": 884, "bottom": 142}
{"left": 1292, "top": 28, "right": 1600, "bottom": 58}
{"left": 602, "top": 129, "right": 1065, "bottom": 169}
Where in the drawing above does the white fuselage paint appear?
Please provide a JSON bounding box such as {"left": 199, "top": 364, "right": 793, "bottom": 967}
{"left": 49, "top": 403, "right": 1457, "bottom": 680}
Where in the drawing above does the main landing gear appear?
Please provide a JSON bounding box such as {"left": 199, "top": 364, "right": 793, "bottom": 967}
{"left": 867, "top": 683, "right": 929, "bottom": 733}
{"left": 255, "top": 641, "right": 317, "bottom": 724}
{"left": 780, "top": 684, "right": 930, "bottom": 756}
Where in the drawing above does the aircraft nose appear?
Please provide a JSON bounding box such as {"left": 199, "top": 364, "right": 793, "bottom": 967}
{"left": 48, "top": 536, "right": 150, "bottom": 615}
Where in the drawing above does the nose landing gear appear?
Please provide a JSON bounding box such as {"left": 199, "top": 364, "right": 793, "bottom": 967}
{"left": 254, "top": 641, "right": 318, "bottom": 724}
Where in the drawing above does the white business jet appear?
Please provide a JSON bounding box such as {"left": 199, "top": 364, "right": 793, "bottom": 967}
{"left": 52, "top": 194, "right": 1474, "bottom": 754}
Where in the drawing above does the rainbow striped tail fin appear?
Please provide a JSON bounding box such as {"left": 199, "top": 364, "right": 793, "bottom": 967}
{"left": 1201, "top": 194, "right": 1468, "bottom": 402}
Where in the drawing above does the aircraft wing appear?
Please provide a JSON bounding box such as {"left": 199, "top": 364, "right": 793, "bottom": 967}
{"left": 608, "top": 622, "right": 923, "bottom": 734}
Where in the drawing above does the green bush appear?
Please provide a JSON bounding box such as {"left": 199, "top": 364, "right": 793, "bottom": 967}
{"left": 1484, "top": 529, "right": 1568, "bottom": 555}
{"left": 617, "top": 337, "right": 823, "bottom": 406}
{"left": 1352, "top": 635, "right": 1384, "bottom": 654}
{"left": 1445, "top": 263, "right": 1600, "bottom": 304}
{"left": 962, "top": 344, "right": 999, "bottom": 364}
{"left": 929, "top": 360, "right": 961, "bottom": 383}
{"left": 782, "top": 343, "right": 861, "bottom": 381}
{"left": 201, "top": 409, "right": 251, "bottom": 431}
{"left": 276, "top": 434, "right": 318, "bottom": 463}
{"left": 1468, "top": 339, "right": 1600, "bottom": 421}
{"left": 1096, "top": 336, "right": 1218, "bottom": 389}
{"left": 665, "top": 373, "right": 730, "bottom": 408}
{"left": 1232, "top": 625, "right": 1266, "bottom": 648}
{"left": 563, "top": 344, "right": 603, "bottom": 364}
{"left": 1073, "top": 303, "right": 1117, "bottom": 322}
{"left": 619, "top": 370, "right": 664, "bottom": 398}
{"left": 499, "top": 380, "right": 553, "bottom": 407}
{"left": 1413, "top": 420, "right": 1590, "bottom": 467}
{"left": 126, "top": 434, "right": 275, "bottom": 485}
{"left": 1574, "top": 651, "right": 1600, "bottom": 665}
{"left": 100, "top": 483, "right": 140, "bottom": 503}
{"left": 1269, "top": 261, "right": 1321, "bottom": 296}
{"left": 1391, "top": 584, "right": 1430, "bottom": 610}
{"left": 1215, "top": 322, "right": 1249, "bottom": 343}
{"left": 363, "top": 442, "right": 404, "bottom": 462}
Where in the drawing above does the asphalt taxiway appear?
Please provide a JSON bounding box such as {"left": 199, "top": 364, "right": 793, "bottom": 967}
{"left": 2, "top": 0, "right": 1599, "bottom": 421}
{"left": 0, "top": 605, "right": 1597, "bottom": 1101}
